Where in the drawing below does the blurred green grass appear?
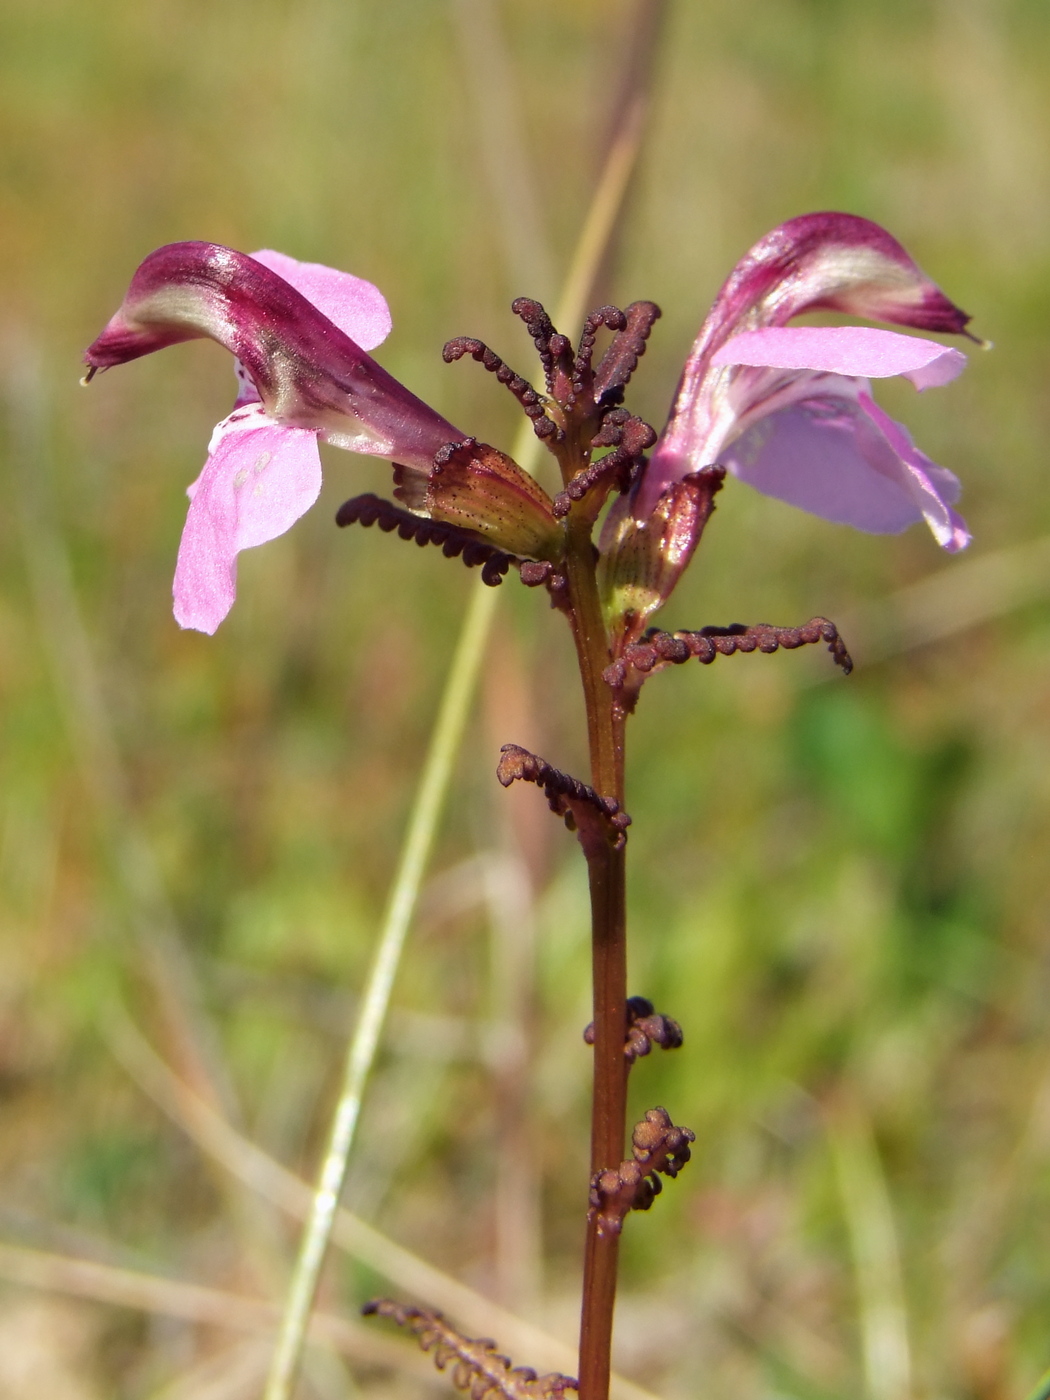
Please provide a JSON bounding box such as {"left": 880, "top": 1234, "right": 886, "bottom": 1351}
{"left": 2, "top": 0, "right": 1050, "bottom": 1396}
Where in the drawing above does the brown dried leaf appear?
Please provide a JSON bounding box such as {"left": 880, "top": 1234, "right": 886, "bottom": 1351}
{"left": 363, "top": 1299, "right": 577, "bottom": 1399}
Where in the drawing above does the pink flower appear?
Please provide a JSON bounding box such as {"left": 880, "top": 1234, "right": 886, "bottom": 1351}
{"left": 85, "top": 244, "right": 464, "bottom": 633}
{"left": 640, "top": 213, "right": 974, "bottom": 551}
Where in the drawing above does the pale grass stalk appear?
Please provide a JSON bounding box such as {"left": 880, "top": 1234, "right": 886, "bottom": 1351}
{"left": 262, "top": 579, "right": 500, "bottom": 1400}
{"left": 450, "top": 0, "right": 555, "bottom": 299}
{"left": 827, "top": 1101, "right": 913, "bottom": 1400}
{"left": 106, "top": 1003, "right": 663, "bottom": 1400}
{"left": 1024, "top": 1366, "right": 1050, "bottom": 1400}
{"left": 0, "top": 1241, "right": 436, "bottom": 1383}
{"left": 145, "top": 1337, "right": 270, "bottom": 1400}
{"left": 262, "top": 25, "right": 658, "bottom": 1397}
{"left": 952, "top": 1041, "right": 1050, "bottom": 1310}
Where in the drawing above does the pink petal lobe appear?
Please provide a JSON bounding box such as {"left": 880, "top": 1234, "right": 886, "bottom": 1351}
{"left": 249, "top": 249, "right": 392, "bottom": 351}
{"left": 858, "top": 393, "right": 970, "bottom": 551}
{"left": 173, "top": 407, "right": 322, "bottom": 634}
{"left": 723, "top": 391, "right": 969, "bottom": 549}
{"left": 712, "top": 326, "right": 966, "bottom": 389}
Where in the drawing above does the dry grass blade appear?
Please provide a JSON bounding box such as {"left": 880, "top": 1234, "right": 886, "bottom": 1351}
{"left": 143, "top": 1339, "right": 270, "bottom": 1400}
{"left": 450, "top": 0, "right": 554, "bottom": 297}
{"left": 0, "top": 1241, "right": 438, "bottom": 1384}
{"left": 827, "top": 1101, "right": 912, "bottom": 1400}
{"left": 102, "top": 1009, "right": 665, "bottom": 1400}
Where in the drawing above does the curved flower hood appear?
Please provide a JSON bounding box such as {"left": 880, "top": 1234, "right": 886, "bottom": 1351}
{"left": 640, "top": 213, "right": 973, "bottom": 550}
{"left": 84, "top": 244, "right": 465, "bottom": 633}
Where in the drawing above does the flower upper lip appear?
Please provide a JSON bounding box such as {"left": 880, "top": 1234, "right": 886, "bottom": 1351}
{"left": 84, "top": 241, "right": 463, "bottom": 472}
{"left": 84, "top": 243, "right": 470, "bottom": 634}
{"left": 637, "top": 212, "right": 975, "bottom": 551}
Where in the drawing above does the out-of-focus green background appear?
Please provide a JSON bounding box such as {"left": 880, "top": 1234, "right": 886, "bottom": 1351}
{"left": 2, "top": 1, "right": 1050, "bottom": 1396}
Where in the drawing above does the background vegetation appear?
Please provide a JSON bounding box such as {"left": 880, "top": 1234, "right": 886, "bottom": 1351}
{"left": 1, "top": 1, "right": 1049, "bottom": 1396}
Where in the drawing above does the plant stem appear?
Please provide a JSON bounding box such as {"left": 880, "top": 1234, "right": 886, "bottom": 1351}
{"left": 263, "top": 8, "right": 662, "bottom": 1389}
{"left": 564, "top": 510, "right": 629, "bottom": 1400}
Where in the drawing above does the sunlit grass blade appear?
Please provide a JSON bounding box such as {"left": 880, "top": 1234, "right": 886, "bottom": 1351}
{"left": 0, "top": 1240, "right": 434, "bottom": 1382}
{"left": 827, "top": 1100, "right": 912, "bottom": 1400}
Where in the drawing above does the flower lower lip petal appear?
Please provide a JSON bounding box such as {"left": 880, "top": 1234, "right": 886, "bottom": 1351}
{"left": 711, "top": 325, "right": 967, "bottom": 388}
{"left": 173, "top": 412, "right": 323, "bottom": 634}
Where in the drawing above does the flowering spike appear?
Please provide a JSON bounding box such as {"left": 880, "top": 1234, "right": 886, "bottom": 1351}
{"left": 588, "top": 1107, "right": 695, "bottom": 1238}
{"left": 584, "top": 996, "right": 684, "bottom": 1063}
{"left": 496, "top": 744, "right": 630, "bottom": 855}
{"left": 552, "top": 415, "right": 657, "bottom": 518}
{"left": 589, "top": 407, "right": 631, "bottom": 449}
{"left": 572, "top": 304, "right": 627, "bottom": 394}
{"left": 335, "top": 493, "right": 519, "bottom": 585}
{"left": 442, "top": 335, "right": 558, "bottom": 436}
{"left": 511, "top": 297, "right": 558, "bottom": 390}
{"left": 603, "top": 617, "right": 854, "bottom": 697}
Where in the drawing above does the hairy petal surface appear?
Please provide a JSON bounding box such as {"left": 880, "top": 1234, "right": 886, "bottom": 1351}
{"left": 174, "top": 406, "right": 323, "bottom": 634}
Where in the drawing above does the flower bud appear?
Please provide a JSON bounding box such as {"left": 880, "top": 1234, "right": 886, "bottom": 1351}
{"left": 598, "top": 468, "right": 724, "bottom": 646}
{"left": 395, "top": 438, "right": 562, "bottom": 562}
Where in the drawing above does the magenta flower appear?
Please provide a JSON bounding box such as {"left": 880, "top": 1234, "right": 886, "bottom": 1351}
{"left": 640, "top": 213, "right": 974, "bottom": 551}
{"left": 84, "top": 244, "right": 464, "bottom": 633}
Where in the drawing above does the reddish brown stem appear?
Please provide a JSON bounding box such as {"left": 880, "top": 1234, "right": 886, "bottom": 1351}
{"left": 562, "top": 511, "right": 629, "bottom": 1400}
{"left": 578, "top": 840, "right": 627, "bottom": 1400}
